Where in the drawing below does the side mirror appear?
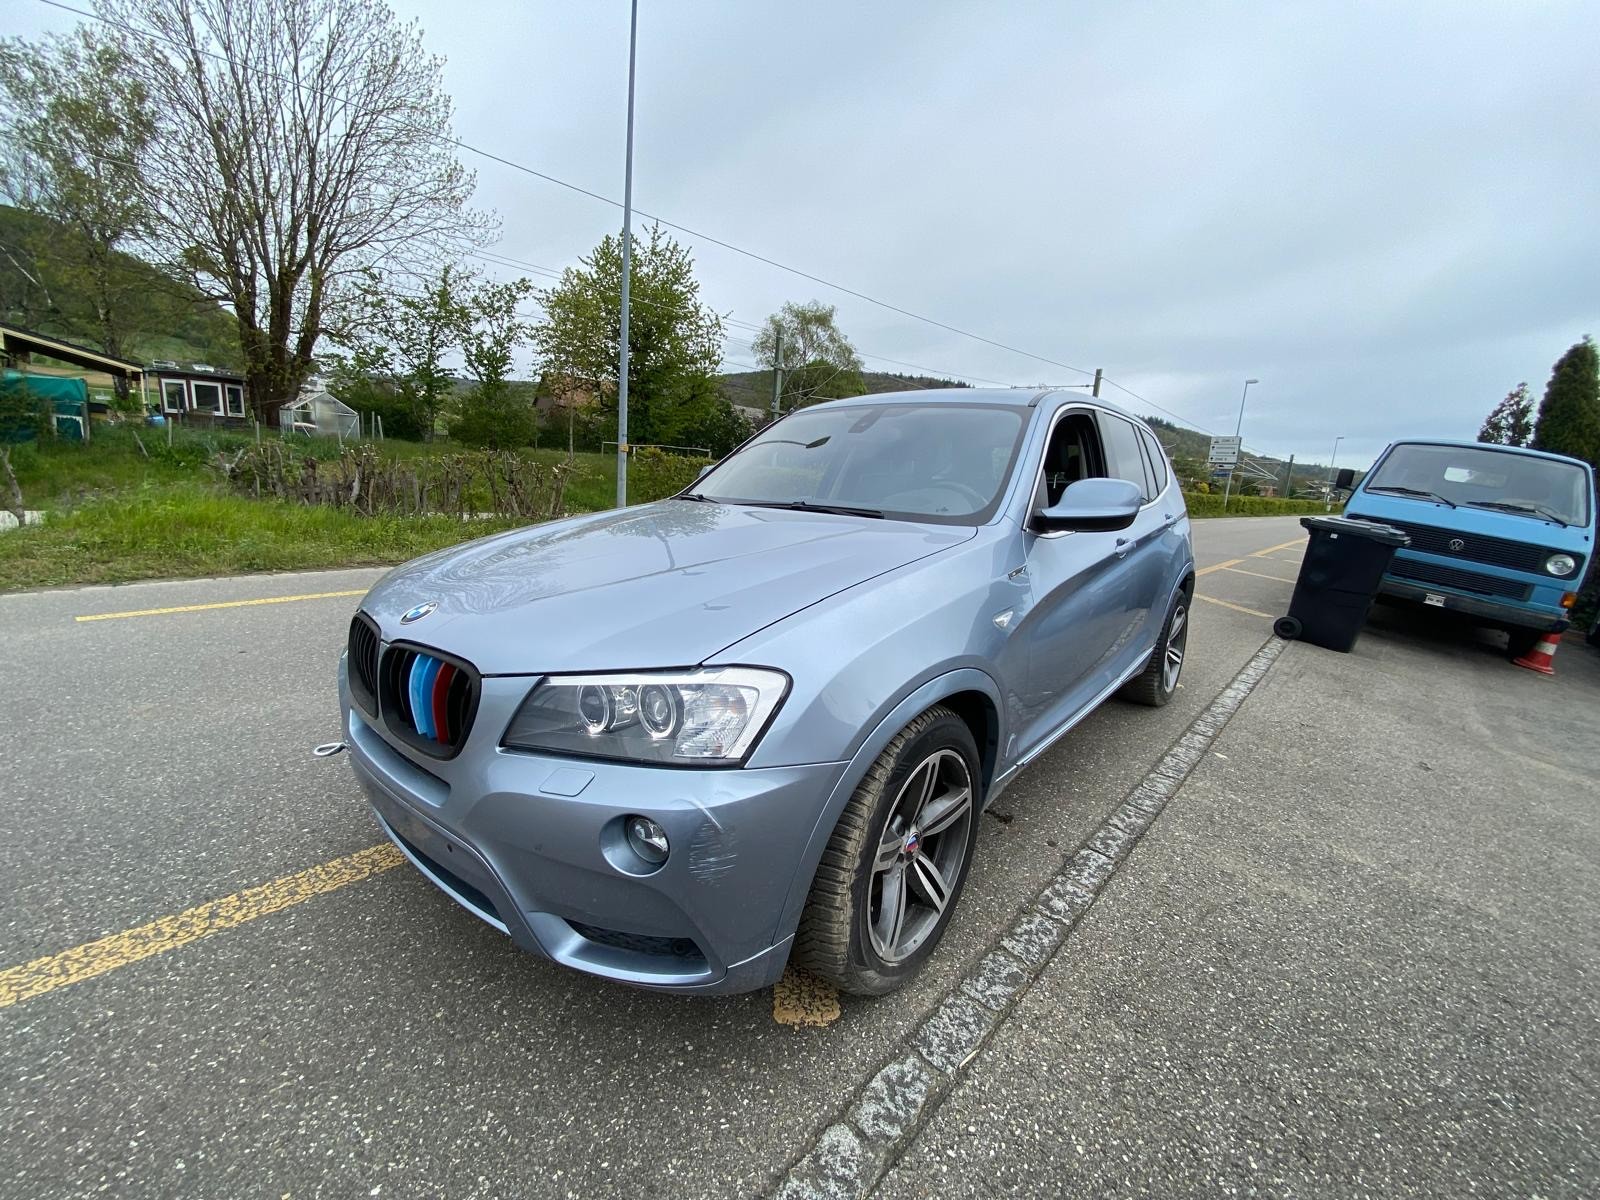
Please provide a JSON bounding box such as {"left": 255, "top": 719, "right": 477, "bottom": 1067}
{"left": 1032, "top": 477, "right": 1143, "bottom": 533}
{"left": 1334, "top": 468, "right": 1355, "bottom": 490}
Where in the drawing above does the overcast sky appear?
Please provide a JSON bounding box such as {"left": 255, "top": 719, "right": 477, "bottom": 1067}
{"left": 17, "top": 0, "right": 1600, "bottom": 467}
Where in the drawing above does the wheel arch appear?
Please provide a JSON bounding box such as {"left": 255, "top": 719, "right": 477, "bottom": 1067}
{"left": 768, "top": 667, "right": 1005, "bottom": 945}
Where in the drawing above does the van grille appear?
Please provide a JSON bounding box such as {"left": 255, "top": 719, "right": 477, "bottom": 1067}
{"left": 347, "top": 613, "right": 381, "bottom": 714}
{"left": 1388, "top": 558, "right": 1532, "bottom": 600}
{"left": 380, "top": 644, "right": 479, "bottom": 758}
{"left": 1352, "top": 514, "right": 1577, "bottom": 576}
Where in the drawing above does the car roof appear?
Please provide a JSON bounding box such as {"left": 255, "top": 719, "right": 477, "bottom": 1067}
{"left": 820, "top": 387, "right": 1145, "bottom": 423}
{"left": 1384, "top": 438, "right": 1594, "bottom": 471}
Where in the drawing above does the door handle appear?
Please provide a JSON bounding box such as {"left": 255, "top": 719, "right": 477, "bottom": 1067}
{"left": 1115, "top": 537, "right": 1131, "bottom": 558}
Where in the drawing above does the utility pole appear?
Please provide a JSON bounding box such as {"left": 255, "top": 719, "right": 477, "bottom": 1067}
{"left": 769, "top": 327, "right": 784, "bottom": 422}
{"left": 1221, "top": 377, "right": 1259, "bottom": 513}
{"left": 1324, "top": 436, "right": 1345, "bottom": 512}
{"left": 1282, "top": 454, "right": 1294, "bottom": 497}
{"left": 1091, "top": 367, "right": 1102, "bottom": 397}
{"left": 614, "top": 0, "right": 639, "bottom": 508}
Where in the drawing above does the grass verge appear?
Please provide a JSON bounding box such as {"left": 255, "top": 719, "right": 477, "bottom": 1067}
{"left": 0, "top": 484, "right": 525, "bottom": 592}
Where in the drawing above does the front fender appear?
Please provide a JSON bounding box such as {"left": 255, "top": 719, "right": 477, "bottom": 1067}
{"left": 766, "top": 666, "right": 1005, "bottom": 947}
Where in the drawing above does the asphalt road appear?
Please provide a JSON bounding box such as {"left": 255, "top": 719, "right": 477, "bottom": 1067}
{"left": 2, "top": 515, "right": 1592, "bottom": 1198}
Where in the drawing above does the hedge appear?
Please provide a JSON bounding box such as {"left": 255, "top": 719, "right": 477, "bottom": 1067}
{"left": 1182, "top": 492, "right": 1329, "bottom": 517}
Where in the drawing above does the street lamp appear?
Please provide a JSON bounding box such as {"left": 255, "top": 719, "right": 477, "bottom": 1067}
{"left": 1220, "top": 378, "right": 1259, "bottom": 512}
{"left": 615, "top": 0, "right": 639, "bottom": 508}
{"left": 1324, "top": 436, "right": 1345, "bottom": 512}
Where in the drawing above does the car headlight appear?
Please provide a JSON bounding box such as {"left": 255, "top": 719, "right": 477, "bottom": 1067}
{"left": 1545, "top": 553, "right": 1577, "bottom": 577}
{"left": 501, "top": 668, "right": 789, "bottom": 766}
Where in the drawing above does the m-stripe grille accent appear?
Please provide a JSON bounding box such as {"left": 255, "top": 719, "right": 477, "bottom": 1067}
{"left": 382, "top": 646, "right": 477, "bottom": 757}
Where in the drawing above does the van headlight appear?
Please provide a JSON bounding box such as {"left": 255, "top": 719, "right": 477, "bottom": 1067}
{"left": 1545, "top": 553, "right": 1577, "bottom": 577}
{"left": 502, "top": 668, "right": 789, "bottom": 765}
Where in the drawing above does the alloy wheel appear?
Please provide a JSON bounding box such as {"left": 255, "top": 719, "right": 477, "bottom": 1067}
{"left": 1162, "top": 601, "right": 1188, "bottom": 692}
{"left": 867, "top": 748, "right": 974, "bottom": 963}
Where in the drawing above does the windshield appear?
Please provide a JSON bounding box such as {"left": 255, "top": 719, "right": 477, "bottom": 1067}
{"left": 693, "top": 403, "right": 1030, "bottom": 524}
{"left": 1365, "top": 443, "right": 1591, "bottom": 526}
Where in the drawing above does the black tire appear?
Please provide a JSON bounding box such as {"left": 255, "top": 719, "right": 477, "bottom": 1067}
{"left": 1122, "top": 586, "right": 1191, "bottom": 707}
{"left": 1274, "top": 615, "right": 1302, "bottom": 640}
{"left": 793, "top": 706, "right": 981, "bottom": 996}
{"left": 1505, "top": 627, "right": 1544, "bottom": 660}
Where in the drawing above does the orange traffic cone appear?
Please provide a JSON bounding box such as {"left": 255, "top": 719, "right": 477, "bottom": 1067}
{"left": 1513, "top": 629, "right": 1562, "bottom": 675}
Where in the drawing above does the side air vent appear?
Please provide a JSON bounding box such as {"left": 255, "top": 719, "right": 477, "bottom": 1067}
{"left": 347, "top": 613, "right": 381, "bottom": 714}
{"left": 380, "top": 643, "right": 480, "bottom": 759}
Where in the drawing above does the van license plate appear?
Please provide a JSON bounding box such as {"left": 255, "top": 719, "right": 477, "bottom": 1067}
{"left": 1423, "top": 593, "right": 1446, "bottom": 607}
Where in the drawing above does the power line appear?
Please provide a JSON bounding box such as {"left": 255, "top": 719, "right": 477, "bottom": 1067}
{"left": 33, "top": 0, "right": 1100, "bottom": 387}
{"left": 28, "top": 0, "right": 1230, "bottom": 439}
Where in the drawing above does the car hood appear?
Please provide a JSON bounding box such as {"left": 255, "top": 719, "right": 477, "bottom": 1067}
{"left": 361, "top": 499, "right": 974, "bottom": 674}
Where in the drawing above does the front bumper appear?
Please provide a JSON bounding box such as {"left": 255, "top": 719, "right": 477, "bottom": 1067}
{"left": 341, "top": 674, "right": 847, "bottom": 995}
{"left": 1377, "top": 577, "right": 1568, "bottom": 631}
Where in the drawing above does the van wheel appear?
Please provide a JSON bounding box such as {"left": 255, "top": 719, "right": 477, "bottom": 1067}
{"left": 1505, "top": 627, "right": 1544, "bottom": 660}
{"left": 793, "top": 706, "right": 980, "bottom": 996}
{"left": 1122, "top": 586, "right": 1190, "bottom": 707}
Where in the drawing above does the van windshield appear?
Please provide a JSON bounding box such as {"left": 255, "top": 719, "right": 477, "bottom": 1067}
{"left": 1365, "top": 444, "right": 1591, "bottom": 527}
{"left": 692, "top": 403, "right": 1030, "bottom": 525}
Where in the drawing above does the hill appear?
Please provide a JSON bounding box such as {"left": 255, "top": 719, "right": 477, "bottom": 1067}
{"left": 0, "top": 205, "right": 243, "bottom": 368}
{"left": 718, "top": 368, "right": 971, "bottom": 412}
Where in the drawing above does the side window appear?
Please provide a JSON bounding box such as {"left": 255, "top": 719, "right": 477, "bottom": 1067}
{"left": 1139, "top": 428, "right": 1169, "bottom": 497}
{"left": 1036, "top": 410, "right": 1107, "bottom": 507}
{"left": 1098, "top": 414, "right": 1153, "bottom": 502}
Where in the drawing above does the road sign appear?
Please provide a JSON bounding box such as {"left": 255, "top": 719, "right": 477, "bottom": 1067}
{"left": 1207, "top": 436, "right": 1242, "bottom": 466}
{"left": 1211, "top": 467, "right": 1233, "bottom": 479}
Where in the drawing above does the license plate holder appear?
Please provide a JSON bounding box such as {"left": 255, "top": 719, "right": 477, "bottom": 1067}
{"left": 1423, "top": 592, "right": 1447, "bottom": 608}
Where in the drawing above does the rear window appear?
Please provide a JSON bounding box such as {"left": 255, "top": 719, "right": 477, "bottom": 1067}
{"left": 1366, "top": 444, "right": 1591, "bottom": 527}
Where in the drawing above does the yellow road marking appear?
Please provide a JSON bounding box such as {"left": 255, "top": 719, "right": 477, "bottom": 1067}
{"left": 1196, "top": 557, "right": 1244, "bottom": 577}
{"left": 1195, "top": 593, "right": 1275, "bottom": 620}
{"left": 1250, "top": 537, "right": 1306, "bottom": 558}
{"left": 76, "top": 589, "right": 366, "bottom": 623}
{"left": 772, "top": 966, "right": 841, "bottom": 1028}
{"left": 0, "top": 843, "right": 404, "bottom": 1009}
{"left": 1222, "top": 565, "right": 1297, "bottom": 584}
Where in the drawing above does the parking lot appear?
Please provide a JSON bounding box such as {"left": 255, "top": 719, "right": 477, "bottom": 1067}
{"left": 2, "top": 514, "right": 1596, "bottom": 1199}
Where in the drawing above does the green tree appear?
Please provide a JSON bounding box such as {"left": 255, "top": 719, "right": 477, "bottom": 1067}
{"left": 0, "top": 29, "right": 156, "bottom": 382}
{"left": 1477, "top": 382, "right": 1535, "bottom": 447}
{"left": 95, "top": 0, "right": 493, "bottom": 420}
{"left": 450, "top": 277, "right": 538, "bottom": 448}
{"left": 533, "top": 224, "right": 726, "bottom": 448}
{"left": 1531, "top": 337, "right": 1600, "bottom": 466}
{"left": 331, "top": 265, "right": 473, "bottom": 440}
{"left": 752, "top": 300, "right": 865, "bottom": 412}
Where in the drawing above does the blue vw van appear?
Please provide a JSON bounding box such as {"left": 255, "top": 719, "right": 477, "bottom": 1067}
{"left": 1342, "top": 440, "right": 1595, "bottom": 655}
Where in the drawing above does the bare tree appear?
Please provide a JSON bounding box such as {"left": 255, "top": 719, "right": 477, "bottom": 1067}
{"left": 96, "top": 0, "right": 494, "bottom": 420}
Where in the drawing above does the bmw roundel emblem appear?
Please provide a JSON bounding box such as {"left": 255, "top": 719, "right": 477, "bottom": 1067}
{"left": 1448, "top": 538, "right": 1466, "bottom": 553}
{"left": 400, "top": 601, "right": 438, "bottom": 624}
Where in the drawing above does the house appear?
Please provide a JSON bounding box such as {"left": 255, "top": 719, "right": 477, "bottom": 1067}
{"left": 150, "top": 361, "right": 250, "bottom": 423}
{"left": 0, "top": 321, "right": 252, "bottom": 426}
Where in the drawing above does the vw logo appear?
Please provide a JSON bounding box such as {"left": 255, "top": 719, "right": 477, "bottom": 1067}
{"left": 400, "top": 601, "right": 438, "bottom": 624}
{"left": 1448, "top": 538, "right": 1466, "bottom": 553}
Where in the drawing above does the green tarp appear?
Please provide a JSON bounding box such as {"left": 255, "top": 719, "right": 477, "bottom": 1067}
{"left": 2, "top": 370, "right": 90, "bottom": 442}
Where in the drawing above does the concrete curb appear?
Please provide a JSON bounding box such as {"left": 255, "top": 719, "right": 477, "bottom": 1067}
{"left": 770, "top": 636, "right": 1287, "bottom": 1199}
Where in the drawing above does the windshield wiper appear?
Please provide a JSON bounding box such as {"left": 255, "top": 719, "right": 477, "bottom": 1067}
{"left": 1464, "top": 499, "right": 1569, "bottom": 527}
{"left": 678, "top": 492, "right": 721, "bottom": 503}
{"left": 734, "top": 499, "right": 886, "bottom": 519}
{"left": 1366, "top": 485, "right": 1457, "bottom": 508}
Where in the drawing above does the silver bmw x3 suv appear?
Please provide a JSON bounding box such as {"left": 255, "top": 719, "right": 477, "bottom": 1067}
{"left": 339, "top": 389, "right": 1195, "bottom": 995}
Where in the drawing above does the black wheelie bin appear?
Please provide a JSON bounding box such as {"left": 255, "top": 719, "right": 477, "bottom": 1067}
{"left": 1274, "top": 516, "right": 1410, "bottom": 652}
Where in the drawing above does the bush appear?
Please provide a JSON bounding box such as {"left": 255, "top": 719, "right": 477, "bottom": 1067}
{"left": 630, "top": 446, "right": 712, "bottom": 503}
{"left": 449, "top": 382, "right": 539, "bottom": 449}
{"left": 1182, "top": 492, "right": 1327, "bottom": 517}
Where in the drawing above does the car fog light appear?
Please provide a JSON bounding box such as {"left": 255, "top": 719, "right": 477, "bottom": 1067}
{"left": 626, "top": 816, "right": 669, "bottom": 865}
{"left": 1545, "top": 553, "right": 1577, "bottom": 577}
